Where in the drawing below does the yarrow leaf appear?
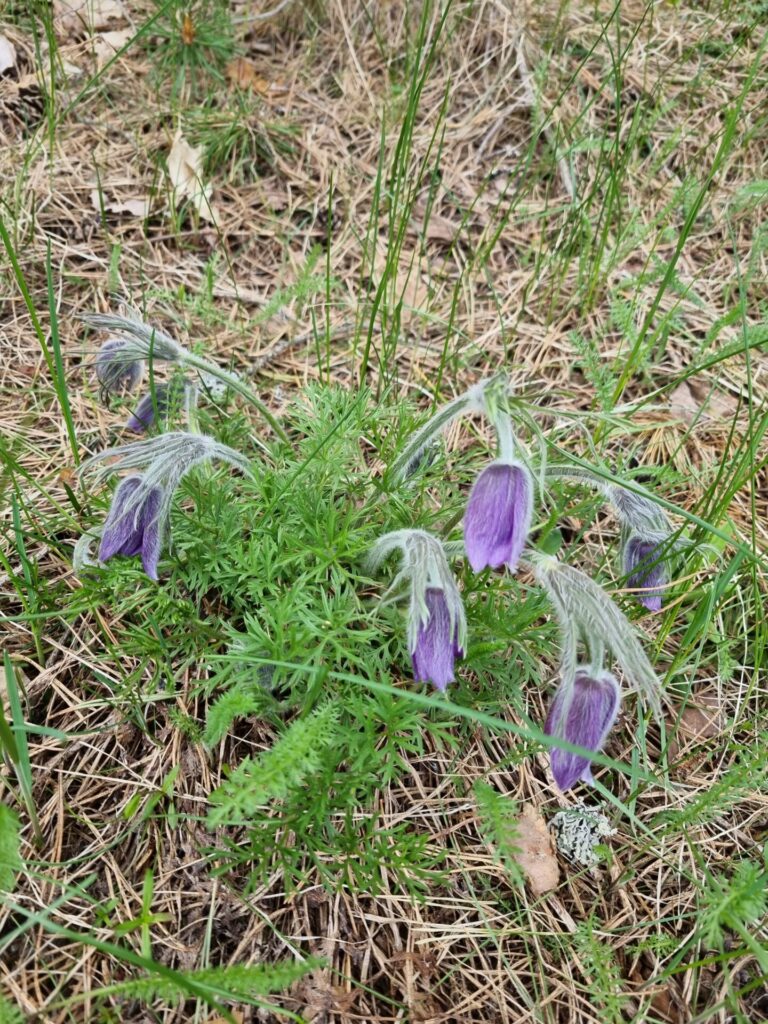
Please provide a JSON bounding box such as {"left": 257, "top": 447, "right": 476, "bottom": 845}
{"left": 207, "top": 704, "right": 340, "bottom": 826}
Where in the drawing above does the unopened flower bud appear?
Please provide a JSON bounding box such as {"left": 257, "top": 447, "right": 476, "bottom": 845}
{"left": 368, "top": 529, "right": 466, "bottom": 692}
{"left": 95, "top": 338, "right": 144, "bottom": 397}
{"left": 623, "top": 535, "right": 667, "bottom": 612}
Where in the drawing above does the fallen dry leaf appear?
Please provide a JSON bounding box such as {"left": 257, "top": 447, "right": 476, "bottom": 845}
{"left": 0, "top": 34, "right": 17, "bottom": 74}
{"left": 513, "top": 804, "right": 560, "bottom": 895}
{"left": 669, "top": 380, "right": 738, "bottom": 424}
{"left": 93, "top": 28, "right": 132, "bottom": 67}
{"left": 90, "top": 189, "right": 151, "bottom": 218}
{"left": 166, "top": 130, "right": 218, "bottom": 225}
{"left": 226, "top": 56, "right": 269, "bottom": 94}
{"left": 54, "top": 0, "right": 126, "bottom": 36}
{"left": 668, "top": 696, "right": 721, "bottom": 762}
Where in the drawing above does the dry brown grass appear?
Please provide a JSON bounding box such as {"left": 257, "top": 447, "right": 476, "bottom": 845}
{"left": 2, "top": 0, "right": 768, "bottom": 1021}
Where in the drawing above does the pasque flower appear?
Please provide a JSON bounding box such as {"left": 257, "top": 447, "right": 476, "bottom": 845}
{"left": 368, "top": 529, "right": 466, "bottom": 691}
{"left": 530, "top": 551, "right": 662, "bottom": 719}
{"left": 84, "top": 306, "right": 288, "bottom": 442}
{"left": 126, "top": 381, "right": 192, "bottom": 433}
{"left": 80, "top": 431, "right": 250, "bottom": 580}
{"left": 527, "top": 551, "right": 664, "bottom": 788}
{"left": 623, "top": 536, "right": 667, "bottom": 612}
{"left": 411, "top": 587, "right": 464, "bottom": 691}
{"left": 609, "top": 486, "right": 672, "bottom": 612}
{"left": 464, "top": 461, "right": 533, "bottom": 572}
{"left": 99, "top": 476, "right": 164, "bottom": 579}
{"left": 544, "top": 669, "right": 620, "bottom": 790}
{"left": 543, "top": 471, "right": 676, "bottom": 612}
{"left": 95, "top": 337, "right": 144, "bottom": 398}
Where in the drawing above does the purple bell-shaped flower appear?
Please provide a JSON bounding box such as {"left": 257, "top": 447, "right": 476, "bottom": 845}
{"left": 95, "top": 337, "right": 144, "bottom": 397}
{"left": 368, "top": 529, "right": 467, "bottom": 693}
{"left": 624, "top": 536, "right": 667, "bottom": 612}
{"left": 544, "top": 669, "right": 621, "bottom": 791}
{"left": 80, "top": 431, "right": 250, "bottom": 582}
{"left": 464, "top": 461, "right": 533, "bottom": 573}
{"left": 98, "top": 475, "right": 164, "bottom": 580}
{"left": 411, "top": 587, "right": 465, "bottom": 692}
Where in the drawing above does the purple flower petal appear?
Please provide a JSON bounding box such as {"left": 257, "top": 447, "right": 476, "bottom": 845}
{"left": 139, "top": 488, "right": 163, "bottom": 580}
{"left": 624, "top": 537, "right": 666, "bottom": 611}
{"left": 544, "top": 671, "right": 620, "bottom": 791}
{"left": 464, "top": 462, "right": 532, "bottom": 573}
{"left": 128, "top": 385, "right": 162, "bottom": 430}
{"left": 98, "top": 476, "right": 144, "bottom": 562}
{"left": 126, "top": 383, "right": 174, "bottom": 433}
{"left": 411, "top": 588, "right": 461, "bottom": 691}
{"left": 95, "top": 338, "right": 143, "bottom": 395}
{"left": 98, "top": 477, "right": 164, "bottom": 579}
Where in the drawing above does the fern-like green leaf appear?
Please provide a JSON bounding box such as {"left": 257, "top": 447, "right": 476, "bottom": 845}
{"left": 572, "top": 918, "right": 629, "bottom": 1023}
{"left": 208, "top": 704, "right": 339, "bottom": 826}
{"left": 701, "top": 858, "right": 768, "bottom": 950}
{"left": 474, "top": 781, "right": 523, "bottom": 884}
{"left": 569, "top": 330, "right": 614, "bottom": 411}
{"left": 0, "top": 992, "right": 24, "bottom": 1024}
{"left": 95, "top": 957, "right": 322, "bottom": 1007}
{"left": 0, "top": 804, "right": 21, "bottom": 893}
{"left": 203, "top": 680, "right": 267, "bottom": 747}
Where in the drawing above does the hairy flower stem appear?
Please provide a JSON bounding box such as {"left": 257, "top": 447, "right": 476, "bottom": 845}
{"left": 544, "top": 464, "right": 608, "bottom": 493}
{"left": 523, "top": 552, "right": 664, "bottom": 720}
{"left": 182, "top": 353, "right": 288, "bottom": 444}
{"left": 388, "top": 392, "right": 474, "bottom": 483}
{"left": 493, "top": 413, "right": 516, "bottom": 463}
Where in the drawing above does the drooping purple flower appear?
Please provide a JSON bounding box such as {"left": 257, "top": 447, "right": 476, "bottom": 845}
{"left": 624, "top": 536, "right": 667, "bottom": 612}
{"left": 79, "top": 432, "right": 250, "bottom": 583}
{"left": 98, "top": 475, "right": 164, "bottom": 580}
{"left": 368, "top": 529, "right": 467, "bottom": 693}
{"left": 126, "top": 383, "right": 173, "bottom": 433}
{"left": 544, "top": 670, "right": 621, "bottom": 791}
{"left": 95, "top": 338, "right": 144, "bottom": 397}
{"left": 411, "top": 587, "right": 464, "bottom": 692}
{"left": 464, "top": 461, "right": 533, "bottom": 573}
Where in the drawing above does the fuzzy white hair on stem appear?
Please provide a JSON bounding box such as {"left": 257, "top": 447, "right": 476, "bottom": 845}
{"left": 367, "top": 528, "right": 467, "bottom": 657}
{"left": 528, "top": 551, "right": 663, "bottom": 720}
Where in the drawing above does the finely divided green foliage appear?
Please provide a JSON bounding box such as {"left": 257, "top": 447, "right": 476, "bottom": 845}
{"left": 700, "top": 857, "right": 768, "bottom": 966}
{"left": 0, "top": 804, "right": 22, "bottom": 893}
{"left": 473, "top": 781, "right": 523, "bottom": 886}
{"left": 75, "top": 958, "right": 324, "bottom": 1008}
{"left": 203, "top": 678, "right": 268, "bottom": 747}
{"left": 571, "top": 917, "right": 630, "bottom": 1024}
{"left": 654, "top": 735, "right": 768, "bottom": 832}
{"left": 208, "top": 705, "right": 340, "bottom": 824}
{"left": 0, "top": 993, "right": 23, "bottom": 1024}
